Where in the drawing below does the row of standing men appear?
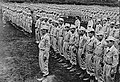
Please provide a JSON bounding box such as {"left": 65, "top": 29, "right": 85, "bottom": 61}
{"left": 1, "top": 4, "right": 119, "bottom": 82}
{"left": 35, "top": 12, "right": 119, "bottom": 82}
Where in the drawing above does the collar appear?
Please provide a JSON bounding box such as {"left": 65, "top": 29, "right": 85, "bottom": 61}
{"left": 96, "top": 38, "right": 105, "bottom": 45}
{"left": 90, "top": 36, "right": 95, "bottom": 40}
{"left": 106, "top": 45, "right": 115, "bottom": 52}
{"left": 41, "top": 33, "right": 48, "bottom": 39}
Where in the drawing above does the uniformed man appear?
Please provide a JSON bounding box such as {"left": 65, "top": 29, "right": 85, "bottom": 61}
{"left": 75, "top": 16, "right": 81, "bottom": 29}
{"left": 95, "top": 19, "right": 102, "bottom": 34}
{"left": 51, "top": 20, "right": 59, "bottom": 52}
{"left": 58, "top": 18, "right": 65, "bottom": 54}
{"left": 103, "top": 36, "right": 119, "bottom": 82}
{"left": 63, "top": 24, "right": 71, "bottom": 60}
{"left": 58, "top": 23, "right": 69, "bottom": 55}
{"left": 77, "top": 26, "right": 87, "bottom": 70}
{"left": 35, "top": 14, "right": 41, "bottom": 43}
{"left": 94, "top": 31, "right": 107, "bottom": 82}
{"left": 87, "top": 15, "right": 94, "bottom": 30}
{"left": 108, "top": 22, "right": 115, "bottom": 37}
{"left": 69, "top": 24, "right": 78, "bottom": 65}
{"left": 83, "top": 28, "right": 97, "bottom": 77}
{"left": 37, "top": 25, "right": 51, "bottom": 81}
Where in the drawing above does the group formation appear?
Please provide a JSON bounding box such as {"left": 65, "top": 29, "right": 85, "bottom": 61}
{"left": 1, "top": 3, "right": 119, "bottom": 82}
{"left": 1, "top": 3, "right": 33, "bottom": 33}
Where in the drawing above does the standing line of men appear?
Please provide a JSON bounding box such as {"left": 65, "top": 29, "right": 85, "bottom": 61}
{"left": 1, "top": 4, "right": 33, "bottom": 33}
{"left": 1, "top": 3, "right": 119, "bottom": 82}
{"left": 35, "top": 11, "right": 119, "bottom": 82}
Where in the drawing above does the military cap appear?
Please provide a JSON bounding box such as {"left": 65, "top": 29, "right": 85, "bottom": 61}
{"left": 87, "top": 28, "right": 94, "bottom": 32}
{"left": 58, "top": 18, "right": 64, "bottom": 21}
{"left": 79, "top": 26, "right": 86, "bottom": 31}
{"left": 41, "top": 25, "right": 49, "bottom": 30}
{"left": 96, "top": 31, "right": 104, "bottom": 35}
{"left": 103, "top": 17, "right": 107, "bottom": 21}
{"left": 106, "top": 36, "right": 115, "bottom": 42}
{"left": 65, "top": 23, "right": 70, "bottom": 27}
{"left": 70, "top": 24, "right": 76, "bottom": 29}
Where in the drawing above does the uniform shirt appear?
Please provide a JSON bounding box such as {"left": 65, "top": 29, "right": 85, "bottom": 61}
{"left": 69, "top": 32, "right": 77, "bottom": 45}
{"left": 108, "top": 27, "right": 115, "bottom": 36}
{"left": 113, "top": 29, "right": 119, "bottom": 39}
{"left": 95, "top": 23, "right": 102, "bottom": 33}
{"left": 38, "top": 33, "right": 50, "bottom": 51}
{"left": 63, "top": 31, "right": 71, "bottom": 42}
{"left": 104, "top": 45, "right": 119, "bottom": 67}
{"left": 94, "top": 39, "right": 107, "bottom": 57}
{"left": 58, "top": 25, "right": 64, "bottom": 37}
{"left": 75, "top": 19, "right": 80, "bottom": 29}
{"left": 87, "top": 19, "right": 94, "bottom": 29}
{"left": 78, "top": 34, "right": 87, "bottom": 49}
{"left": 101, "top": 23, "right": 109, "bottom": 33}
{"left": 35, "top": 18, "right": 41, "bottom": 28}
{"left": 84, "top": 36, "right": 97, "bottom": 54}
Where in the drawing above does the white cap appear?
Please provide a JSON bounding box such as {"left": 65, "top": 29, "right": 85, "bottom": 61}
{"left": 106, "top": 36, "right": 115, "bottom": 41}
{"left": 53, "top": 20, "right": 59, "bottom": 23}
{"left": 97, "top": 19, "right": 101, "bottom": 22}
{"left": 96, "top": 31, "right": 104, "bottom": 35}
{"left": 41, "top": 21, "right": 46, "bottom": 24}
{"left": 110, "top": 21, "right": 115, "bottom": 25}
{"left": 79, "top": 26, "right": 86, "bottom": 31}
{"left": 87, "top": 28, "right": 94, "bottom": 32}
{"left": 103, "top": 17, "right": 107, "bottom": 21}
{"left": 58, "top": 18, "right": 64, "bottom": 21}
{"left": 41, "top": 25, "right": 49, "bottom": 30}
{"left": 65, "top": 23, "right": 70, "bottom": 27}
{"left": 70, "top": 24, "right": 76, "bottom": 29}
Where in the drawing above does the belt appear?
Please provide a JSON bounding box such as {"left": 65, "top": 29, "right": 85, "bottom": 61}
{"left": 106, "top": 62, "right": 112, "bottom": 65}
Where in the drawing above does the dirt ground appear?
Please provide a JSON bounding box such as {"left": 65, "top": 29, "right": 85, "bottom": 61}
{"left": 0, "top": 5, "right": 40, "bottom": 82}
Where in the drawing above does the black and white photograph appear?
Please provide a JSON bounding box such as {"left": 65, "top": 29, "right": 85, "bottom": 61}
{"left": 0, "top": 0, "right": 119, "bottom": 82}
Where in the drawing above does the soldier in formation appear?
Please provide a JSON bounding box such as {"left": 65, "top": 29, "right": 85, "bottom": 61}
{"left": 2, "top": 3, "right": 119, "bottom": 82}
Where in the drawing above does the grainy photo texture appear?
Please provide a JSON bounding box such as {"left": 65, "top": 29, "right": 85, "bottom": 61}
{"left": 0, "top": 0, "right": 119, "bottom": 82}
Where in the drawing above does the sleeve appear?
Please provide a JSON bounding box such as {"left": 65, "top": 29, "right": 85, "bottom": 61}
{"left": 35, "top": 20, "right": 38, "bottom": 28}
{"left": 112, "top": 50, "right": 119, "bottom": 67}
{"left": 38, "top": 40, "right": 45, "bottom": 50}
{"left": 44, "top": 35, "right": 51, "bottom": 51}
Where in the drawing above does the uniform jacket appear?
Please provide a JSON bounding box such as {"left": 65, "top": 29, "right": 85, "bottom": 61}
{"left": 104, "top": 45, "right": 119, "bottom": 67}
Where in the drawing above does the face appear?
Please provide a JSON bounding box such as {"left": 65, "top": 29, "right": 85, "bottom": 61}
{"left": 107, "top": 40, "right": 114, "bottom": 47}
{"left": 59, "top": 20, "right": 64, "bottom": 25}
{"left": 65, "top": 26, "right": 69, "bottom": 31}
{"left": 78, "top": 30, "right": 84, "bottom": 35}
{"left": 49, "top": 20, "right": 52, "bottom": 24}
{"left": 71, "top": 28, "right": 75, "bottom": 33}
{"left": 41, "top": 29, "right": 47, "bottom": 35}
{"left": 110, "top": 24, "right": 114, "bottom": 28}
{"left": 115, "top": 25, "right": 119, "bottom": 29}
{"left": 103, "top": 20, "right": 107, "bottom": 24}
{"left": 97, "top": 35, "right": 103, "bottom": 41}
{"left": 88, "top": 32, "right": 93, "bottom": 37}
